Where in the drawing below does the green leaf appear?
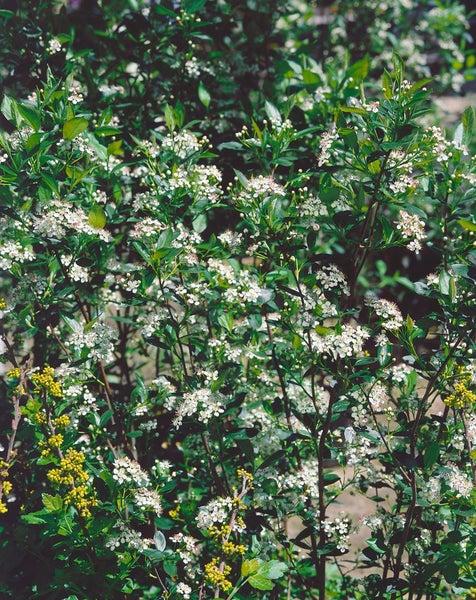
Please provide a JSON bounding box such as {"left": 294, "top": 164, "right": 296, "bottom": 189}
{"left": 248, "top": 573, "right": 275, "bottom": 591}
{"left": 21, "top": 513, "right": 47, "bottom": 525}
{"left": 347, "top": 56, "right": 369, "bottom": 84}
{"left": 302, "top": 69, "right": 319, "bottom": 85}
{"left": 265, "top": 100, "right": 281, "bottom": 123}
{"left": 1, "top": 94, "right": 16, "bottom": 123}
{"left": 88, "top": 204, "right": 107, "bottom": 229}
{"left": 198, "top": 81, "right": 211, "bottom": 108}
{"left": 107, "top": 139, "right": 123, "bottom": 156}
{"left": 366, "top": 537, "right": 386, "bottom": 554}
{"left": 154, "top": 530, "right": 166, "bottom": 552}
{"left": 242, "top": 558, "right": 261, "bottom": 577}
{"left": 458, "top": 219, "right": 476, "bottom": 232}
{"left": 164, "top": 104, "right": 175, "bottom": 132}
{"left": 183, "top": 0, "right": 206, "bottom": 13}
{"left": 17, "top": 102, "right": 41, "bottom": 131}
{"left": 259, "top": 560, "right": 288, "bottom": 579}
{"left": 442, "top": 560, "right": 459, "bottom": 584}
{"left": 42, "top": 493, "right": 63, "bottom": 512}
{"left": 462, "top": 106, "right": 475, "bottom": 145}
{"left": 382, "top": 70, "right": 393, "bottom": 99}
{"left": 192, "top": 213, "right": 207, "bottom": 233}
{"left": 63, "top": 117, "right": 89, "bottom": 140}
{"left": 423, "top": 441, "right": 440, "bottom": 469}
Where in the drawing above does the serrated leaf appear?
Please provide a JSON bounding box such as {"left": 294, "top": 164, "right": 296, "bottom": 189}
{"left": 42, "top": 493, "right": 63, "bottom": 512}
{"left": 21, "top": 513, "right": 47, "bottom": 525}
{"left": 242, "top": 558, "right": 262, "bottom": 577}
{"left": 63, "top": 117, "right": 89, "bottom": 140}
{"left": 88, "top": 204, "right": 107, "bottom": 229}
{"left": 154, "top": 530, "right": 166, "bottom": 552}
{"left": 259, "top": 560, "right": 288, "bottom": 579}
{"left": 248, "top": 573, "right": 275, "bottom": 591}
{"left": 198, "top": 81, "right": 211, "bottom": 108}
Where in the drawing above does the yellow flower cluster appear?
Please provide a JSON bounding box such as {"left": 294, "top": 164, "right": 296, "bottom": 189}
{"left": 204, "top": 558, "right": 232, "bottom": 592}
{"left": 444, "top": 367, "right": 476, "bottom": 409}
{"left": 208, "top": 524, "right": 231, "bottom": 539}
{"left": 7, "top": 367, "right": 20, "bottom": 379}
{"left": 54, "top": 414, "right": 71, "bottom": 429}
{"left": 33, "top": 411, "right": 48, "bottom": 426}
{"left": 47, "top": 449, "right": 89, "bottom": 486}
{"left": 237, "top": 468, "right": 253, "bottom": 484}
{"left": 222, "top": 541, "right": 245, "bottom": 555}
{"left": 468, "top": 587, "right": 476, "bottom": 599}
{"left": 0, "top": 460, "right": 13, "bottom": 514}
{"left": 64, "top": 484, "right": 97, "bottom": 519}
{"left": 31, "top": 366, "right": 62, "bottom": 398}
{"left": 169, "top": 504, "right": 181, "bottom": 519}
{"left": 0, "top": 298, "right": 6, "bottom": 310}
{"left": 47, "top": 449, "right": 96, "bottom": 518}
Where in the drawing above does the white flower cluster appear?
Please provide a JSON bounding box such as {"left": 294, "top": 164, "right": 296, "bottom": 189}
{"left": 0, "top": 241, "right": 35, "bottom": 270}
{"left": 288, "top": 382, "right": 329, "bottom": 414}
{"left": 170, "top": 532, "right": 199, "bottom": 566}
{"left": 165, "top": 387, "right": 225, "bottom": 428}
{"left": 446, "top": 463, "right": 473, "bottom": 497}
{"left": 67, "top": 320, "right": 117, "bottom": 363}
{"left": 207, "top": 259, "right": 264, "bottom": 304}
{"left": 322, "top": 516, "right": 351, "bottom": 553}
{"left": 396, "top": 210, "right": 426, "bottom": 253}
{"left": 279, "top": 458, "right": 321, "bottom": 500}
{"left": 105, "top": 520, "right": 151, "bottom": 552}
{"left": 175, "top": 582, "right": 193, "bottom": 599}
{"left": 387, "top": 363, "right": 414, "bottom": 384}
{"left": 314, "top": 264, "right": 349, "bottom": 296}
{"left": 133, "top": 487, "right": 162, "bottom": 515}
{"left": 368, "top": 382, "right": 388, "bottom": 411}
{"left": 137, "top": 310, "right": 169, "bottom": 338}
{"left": 217, "top": 230, "right": 244, "bottom": 249}
{"left": 317, "top": 127, "right": 339, "bottom": 166}
{"left": 68, "top": 84, "right": 84, "bottom": 104}
{"left": 310, "top": 324, "right": 370, "bottom": 360}
{"left": 237, "top": 175, "right": 286, "bottom": 204}
{"left": 365, "top": 295, "right": 404, "bottom": 331}
{"left": 161, "top": 131, "right": 202, "bottom": 159}
{"left": 153, "top": 164, "right": 222, "bottom": 206}
{"left": 298, "top": 194, "right": 328, "bottom": 219}
{"left": 196, "top": 496, "right": 233, "bottom": 530}
{"left": 389, "top": 174, "right": 418, "bottom": 195}
{"left": 32, "top": 199, "right": 111, "bottom": 242}
{"left": 113, "top": 457, "right": 150, "bottom": 487}
{"left": 47, "top": 38, "right": 62, "bottom": 54}
{"left": 129, "top": 216, "right": 166, "bottom": 238}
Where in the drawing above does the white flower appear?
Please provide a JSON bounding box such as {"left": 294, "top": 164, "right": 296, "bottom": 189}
{"left": 396, "top": 210, "right": 426, "bottom": 253}
{"left": 134, "top": 487, "right": 162, "bottom": 515}
{"left": 196, "top": 497, "right": 233, "bottom": 530}
{"left": 310, "top": 324, "right": 370, "bottom": 360}
{"left": 113, "top": 457, "right": 150, "bottom": 487}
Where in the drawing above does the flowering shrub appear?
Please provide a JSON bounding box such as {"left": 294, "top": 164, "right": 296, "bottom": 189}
{"left": 1, "top": 2, "right": 476, "bottom": 600}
